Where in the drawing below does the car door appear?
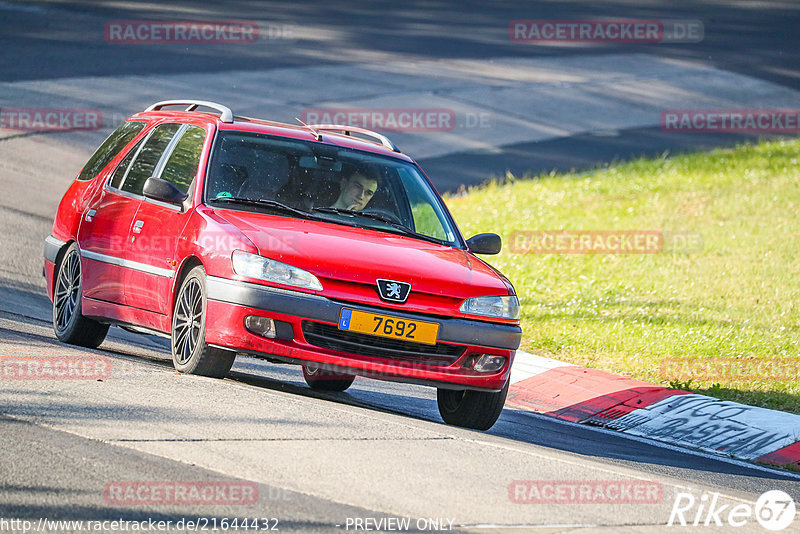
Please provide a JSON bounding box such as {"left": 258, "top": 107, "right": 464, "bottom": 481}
{"left": 124, "top": 124, "right": 208, "bottom": 317}
{"left": 86, "top": 122, "right": 183, "bottom": 311}
{"left": 78, "top": 129, "right": 151, "bottom": 305}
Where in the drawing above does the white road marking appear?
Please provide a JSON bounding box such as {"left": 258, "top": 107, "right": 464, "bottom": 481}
{"left": 510, "top": 349, "right": 573, "bottom": 384}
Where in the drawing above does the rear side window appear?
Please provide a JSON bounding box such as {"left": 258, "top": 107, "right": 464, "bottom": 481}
{"left": 160, "top": 126, "right": 206, "bottom": 194}
{"left": 77, "top": 121, "right": 146, "bottom": 181}
{"left": 109, "top": 138, "right": 143, "bottom": 190}
{"left": 121, "top": 123, "right": 182, "bottom": 195}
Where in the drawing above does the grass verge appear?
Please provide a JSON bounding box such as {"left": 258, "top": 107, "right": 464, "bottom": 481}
{"left": 445, "top": 139, "right": 800, "bottom": 414}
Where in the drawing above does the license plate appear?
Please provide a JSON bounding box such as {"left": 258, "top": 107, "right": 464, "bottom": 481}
{"left": 338, "top": 309, "right": 439, "bottom": 345}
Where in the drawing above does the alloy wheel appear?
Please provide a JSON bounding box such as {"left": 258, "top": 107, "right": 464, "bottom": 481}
{"left": 173, "top": 277, "right": 203, "bottom": 365}
{"left": 54, "top": 249, "right": 81, "bottom": 335}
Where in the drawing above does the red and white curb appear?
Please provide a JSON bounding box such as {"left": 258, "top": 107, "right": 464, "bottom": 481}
{"left": 507, "top": 350, "right": 800, "bottom": 470}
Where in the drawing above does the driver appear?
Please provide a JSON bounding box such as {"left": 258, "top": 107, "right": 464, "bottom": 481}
{"left": 330, "top": 167, "right": 378, "bottom": 211}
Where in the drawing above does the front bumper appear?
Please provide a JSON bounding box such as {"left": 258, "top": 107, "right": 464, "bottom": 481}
{"left": 204, "top": 276, "right": 522, "bottom": 391}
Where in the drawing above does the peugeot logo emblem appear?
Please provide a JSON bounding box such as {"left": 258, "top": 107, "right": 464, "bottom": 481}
{"left": 376, "top": 279, "right": 411, "bottom": 303}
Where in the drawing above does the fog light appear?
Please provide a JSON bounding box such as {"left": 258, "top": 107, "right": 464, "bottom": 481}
{"left": 244, "top": 315, "right": 276, "bottom": 339}
{"left": 473, "top": 354, "right": 507, "bottom": 373}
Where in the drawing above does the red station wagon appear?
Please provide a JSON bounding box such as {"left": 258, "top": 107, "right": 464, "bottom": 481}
{"left": 44, "top": 100, "right": 521, "bottom": 430}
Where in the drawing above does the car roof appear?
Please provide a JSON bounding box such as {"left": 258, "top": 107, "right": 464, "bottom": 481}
{"left": 129, "top": 101, "right": 415, "bottom": 163}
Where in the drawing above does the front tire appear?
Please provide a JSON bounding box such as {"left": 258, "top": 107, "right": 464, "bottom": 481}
{"left": 171, "top": 266, "right": 235, "bottom": 378}
{"left": 437, "top": 379, "right": 509, "bottom": 431}
{"left": 302, "top": 364, "right": 355, "bottom": 392}
{"left": 52, "top": 243, "right": 109, "bottom": 348}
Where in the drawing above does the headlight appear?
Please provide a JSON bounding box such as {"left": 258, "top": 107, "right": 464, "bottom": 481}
{"left": 232, "top": 250, "right": 323, "bottom": 291}
{"left": 459, "top": 295, "right": 520, "bottom": 320}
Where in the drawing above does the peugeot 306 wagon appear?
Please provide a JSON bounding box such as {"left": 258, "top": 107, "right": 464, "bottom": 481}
{"left": 45, "top": 100, "right": 521, "bottom": 430}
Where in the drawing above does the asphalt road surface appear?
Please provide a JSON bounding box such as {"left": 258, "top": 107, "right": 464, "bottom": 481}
{"left": 2, "top": 0, "right": 799, "bottom": 187}
{"left": 1, "top": 1, "right": 799, "bottom": 532}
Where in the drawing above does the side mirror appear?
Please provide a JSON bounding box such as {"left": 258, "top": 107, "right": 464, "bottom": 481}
{"left": 466, "top": 233, "right": 501, "bottom": 255}
{"left": 143, "top": 177, "right": 188, "bottom": 206}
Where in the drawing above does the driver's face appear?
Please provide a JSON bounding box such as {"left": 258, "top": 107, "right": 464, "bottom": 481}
{"left": 339, "top": 175, "right": 377, "bottom": 211}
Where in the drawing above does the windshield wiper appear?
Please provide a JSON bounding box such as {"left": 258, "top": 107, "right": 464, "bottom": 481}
{"left": 213, "top": 197, "right": 312, "bottom": 218}
{"left": 312, "top": 206, "right": 397, "bottom": 223}
{"left": 311, "top": 207, "right": 448, "bottom": 245}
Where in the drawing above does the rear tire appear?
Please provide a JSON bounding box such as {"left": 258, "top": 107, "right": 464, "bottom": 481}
{"left": 437, "top": 379, "right": 509, "bottom": 431}
{"left": 302, "top": 364, "right": 355, "bottom": 392}
{"left": 171, "top": 266, "right": 235, "bottom": 378}
{"left": 52, "top": 243, "right": 109, "bottom": 348}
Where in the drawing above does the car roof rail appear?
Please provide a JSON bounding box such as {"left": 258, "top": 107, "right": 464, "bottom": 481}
{"left": 305, "top": 124, "right": 400, "bottom": 152}
{"left": 144, "top": 100, "right": 234, "bottom": 123}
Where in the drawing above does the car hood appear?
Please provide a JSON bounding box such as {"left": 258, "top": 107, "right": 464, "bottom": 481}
{"left": 216, "top": 210, "right": 510, "bottom": 299}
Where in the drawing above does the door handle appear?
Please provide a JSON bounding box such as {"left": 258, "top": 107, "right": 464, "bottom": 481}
{"left": 133, "top": 220, "right": 144, "bottom": 234}
{"left": 85, "top": 209, "right": 97, "bottom": 222}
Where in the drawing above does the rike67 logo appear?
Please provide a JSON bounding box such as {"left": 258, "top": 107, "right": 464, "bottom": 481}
{"left": 668, "top": 490, "right": 796, "bottom": 531}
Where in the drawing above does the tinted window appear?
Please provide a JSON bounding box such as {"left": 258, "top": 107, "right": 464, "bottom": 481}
{"left": 160, "top": 126, "right": 206, "bottom": 194}
{"left": 206, "top": 134, "right": 290, "bottom": 200}
{"left": 121, "top": 123, "right": 182, "bottom": 195}
{"left": 109, "top": 138, "right": 143, "bottom": 190}
{"left": 77, "top": 121, "right": 145, "bottom": 181}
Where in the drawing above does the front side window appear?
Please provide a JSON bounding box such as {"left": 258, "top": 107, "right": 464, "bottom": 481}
{"left": 160, "top": 126, "right": 206, "bottom": 195}
{"left": 77, "top": 121, "right": 145, "bottom": 181}
{"left": 205, "top": 131, "right": 461, "bottom": 247}
{"left": 121, "top": 123, "right": 182, "bottom": 195}
{"left": 399, "top": 167, "right": 452, "bottom": 242}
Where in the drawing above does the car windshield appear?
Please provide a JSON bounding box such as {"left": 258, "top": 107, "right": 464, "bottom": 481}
{"left": 205, "top": 131, "right": 461, "bottom": 246}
